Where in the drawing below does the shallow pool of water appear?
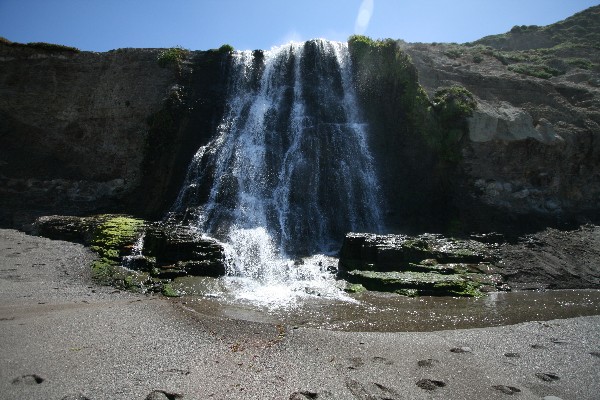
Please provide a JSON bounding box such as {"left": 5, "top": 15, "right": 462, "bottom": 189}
{"left": 172, "top": 276, "right": 600, "bottom": 332}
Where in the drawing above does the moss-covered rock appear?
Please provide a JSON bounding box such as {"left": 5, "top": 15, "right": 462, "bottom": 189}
{"left": 161, "top": 283, "right": 181, "bottom": 297}
{"left": 344, "top": 270, "right": 483, "bottom": 297}
{"left": 34, "top": 215, "right": 226, "bottom": 293}
{"left": 143, "top": 222, "right": 226, "bottom": 276}
{"left": 338, "top": 232, "right": 507, "bottom": 297}
{"left": 89, "top": 216, "right": 144, "bottom": 261}
{"left": 344, "top": 283, "right": 367, "bottom": 294}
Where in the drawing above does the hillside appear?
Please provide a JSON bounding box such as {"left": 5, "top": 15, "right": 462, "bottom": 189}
{"left": 398, "top": 5, "right": 600, "bottom": 233}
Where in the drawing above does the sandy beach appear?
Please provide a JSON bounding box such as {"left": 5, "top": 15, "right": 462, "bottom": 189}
{"left": 1, "top": 228, "right": 599, "bottom": 400}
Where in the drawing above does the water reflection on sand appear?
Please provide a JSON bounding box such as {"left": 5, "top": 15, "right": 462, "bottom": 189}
{"left": 173, "top": 276, "right": 600, "bottom": 332}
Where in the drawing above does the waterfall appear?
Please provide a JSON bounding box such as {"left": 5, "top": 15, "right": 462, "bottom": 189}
{"left": 171, "top": 40, "right": 383, "bottom": 306}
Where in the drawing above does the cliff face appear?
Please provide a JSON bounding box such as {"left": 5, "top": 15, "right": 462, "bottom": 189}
{"left": 0, "top": 43, "right": 228, "bottom": 226}
{"left": 399, "top": 7, "right": 600, "bottom": 233}
{"left": 0, "top": 44, "right": 173, "bottom": 224}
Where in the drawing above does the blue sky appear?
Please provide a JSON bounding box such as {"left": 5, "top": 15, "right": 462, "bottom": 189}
{"left": 0, "top": 0, "right": 598, "bottom": 52}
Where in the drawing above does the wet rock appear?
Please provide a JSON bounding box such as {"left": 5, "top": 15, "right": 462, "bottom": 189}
{"left": 416, "top": 379, "right": 446, "bottom": 390}
{"left": 344, "top": 283, "right": 366, "bottom": 293}
{"left": 338, "top": 232, "right": 507, "bottom": 296}
{"left": 339, "top": 233, "right": 495, "bottom": 272}
{"left": 33, "top": 215, "right": 109, "bottom": 244}
{"left": 33, "top": 214, "right": 145, "bottom": 261}
{"left": 143, "top": 222, "right": 226, "bottom": 277}
{"left": 123, "top": 254, "right": 156, "bottom": 271}
{"left": 344, "top": 270, "right": 483, "bottom": 297}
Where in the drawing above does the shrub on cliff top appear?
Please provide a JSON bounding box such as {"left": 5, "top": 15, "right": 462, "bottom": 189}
{"left": 157, "top": 46, "right": 189, "bottom": 67}
{"left": 218, "top": 44, "right": 234, "bottom": 53}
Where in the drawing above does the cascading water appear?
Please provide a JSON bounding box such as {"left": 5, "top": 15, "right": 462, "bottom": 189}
{"left": 171, "top": 40, "right": 384, "bottom": 307}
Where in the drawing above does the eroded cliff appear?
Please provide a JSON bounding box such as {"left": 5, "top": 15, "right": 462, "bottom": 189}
{"left": 0, "top": 41, "right": 228, "bottom": 226}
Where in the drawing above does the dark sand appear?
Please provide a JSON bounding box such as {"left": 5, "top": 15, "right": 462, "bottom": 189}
{"left": 1, "top": 228, "right": 599, "bottom": 399}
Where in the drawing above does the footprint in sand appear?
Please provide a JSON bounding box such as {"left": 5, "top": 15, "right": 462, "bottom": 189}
{"left": 450, "top": 346, "right": 472, "bottom": 353}
{"left": 417, "top": 358, "right": 440, "bottom": 367}
{"left": 289, "top": 391, "right": 333, "bottom": 399}
{"left": 416, "top": 378, "right": 446, "bottom": 391}
{"left": 535, "top": 373, "right": 560, "bottom": 382}
{"left": 346, "top": 379, "right": 403, "bottom": 399}
{"left": 492, "top": 385, "right": 521, "bottom": 395}
{"left": 61, "top": 395, "right": 92, "bottom": 400}
{"left": 11, "top": 374, "right": 44, "bottom": 385}
{"left": 372, "top": 356, "right": 394, "bottom": 365}
{"left": 347, "top": 357, "right": 364, "bottom": 370}
{"left": 145, "top": 390, "right": 183, "bottom": 400}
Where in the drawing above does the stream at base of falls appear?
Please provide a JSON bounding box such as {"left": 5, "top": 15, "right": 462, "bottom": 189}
{"left": 170, "top": 275, "right": 600, "bottom": 332}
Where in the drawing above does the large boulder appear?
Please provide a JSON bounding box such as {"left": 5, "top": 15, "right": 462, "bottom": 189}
{"left": 142, "top": 222, "right": 226, "bottom": 277}
{"left": 339, "top": 232, "right": 494, "bottom": 272}
{"left": 338, "top": 232, "right": 505, "bottom": 296}
{"left": 33, "top": 215, "right": 227, "bottom": 278}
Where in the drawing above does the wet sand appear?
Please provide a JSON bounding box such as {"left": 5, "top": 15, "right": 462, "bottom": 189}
{"left": 1, "top": 228, "right": 599, "bottom": 399}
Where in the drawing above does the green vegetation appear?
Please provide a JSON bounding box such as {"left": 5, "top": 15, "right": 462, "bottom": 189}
{"left": 344, "top": 283, "right": 367, "bottom": 294}
{"left": 91, "top": 259, "right": 115, "bottom": 283}
{"left": 90, "top": 216, "right": 144, "bottom": 260}
{"left": 427, "top": 85, "right": 476, "bottom": 162}
{"left": 161, "top": 283, "right": 180, "bottom": 297}
{"left": 157, "top": 46, "right": 189, "bottom": 67}
{"left": 472, "top": 54, "right": 483, "bottom": 63}
{"left": 348, "top": 35, "right": 477, "bottom": 166}
{"left": 444, "top": 48, "right": 463, "bottom": 59}
{"left": 507, "top": 64, "right": 562, "bottom": 79}
{"left": 432, "top": 86, "right": 477, "bottom": 119}
{"left": 346, "top": 270, "right": 483, "bottom": 297}
{"left": 347, "top": 34, "right": 429, "bottom": 134}
{"left": 566, "top": 57, "right": 594, "bottom": 69}
{"left": 218, "top": 44, "right": 234, "bottom": 53}
{"left": 88, "top": 216, "right": 144, "bottom": 284}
